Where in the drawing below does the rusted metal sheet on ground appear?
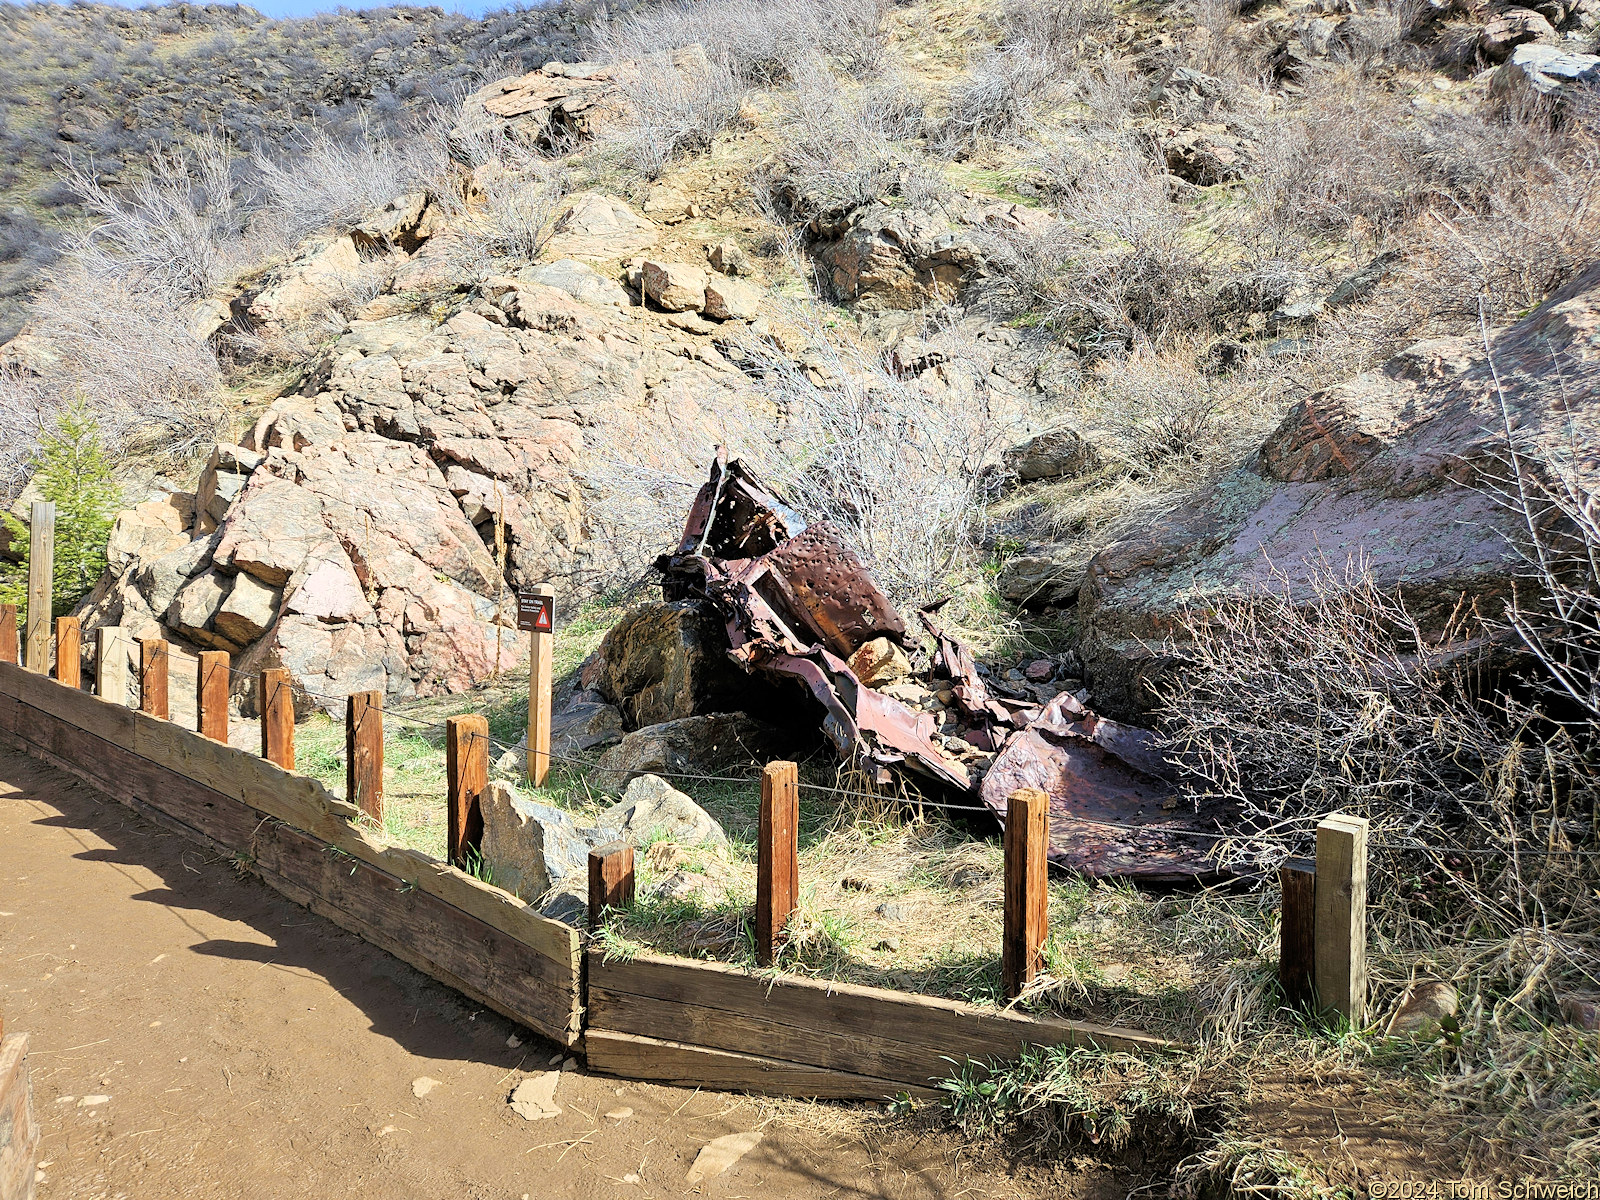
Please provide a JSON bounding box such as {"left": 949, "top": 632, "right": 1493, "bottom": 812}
{"left": 980, "top": 694, "right": 1227, "bottom": 884}
{"left": 658, "top": 454, "right": 1232, "bottom": 882}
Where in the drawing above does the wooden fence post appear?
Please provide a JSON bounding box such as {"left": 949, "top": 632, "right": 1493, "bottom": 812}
{"left": 1003, "top": 787, "right": 1050, "bottom": 999}
{"left": 54, "top": 617, "right": 80, "bottom": 689}
{"left": 25, "top": 501, "right": 53, "bottom": 673}
{"left": 526, "top": 583, "right": 555, "bottom": 788}
{"left": 197, "top": 650, "right": 230, "bottom": 743}
{"left": 756, "top": 760, "right": 800, "bottom": 967}
{"left": 0, "top": 604, "right": 17, "bottom": 665}
{"left": 1314, "top": 813, "right": 1369, "bottom": 1026}
{"left": 588, "top": 842, "right": 635, "bottom": 930}
{"left": 260, "top": 668, "right": 295, "bottom": 770}
{"left": 139, "top": 638, "right": 169, "bottom": 719}
{"left": 96, "top": 627, "right": 131, "bottom": 705}
{"left": 1278, "top": 857, "right": 1316, "bottom": 1010}
{"left": 446, "top": 714, "right": 488, "bottom": 866}
{"left": 347, "top": 690, "right": 384, "bottom": 824}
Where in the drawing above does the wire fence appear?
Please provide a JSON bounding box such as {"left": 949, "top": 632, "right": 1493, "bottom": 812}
{"left": 149, "top": 651, "right": 1600, "bottom": 866}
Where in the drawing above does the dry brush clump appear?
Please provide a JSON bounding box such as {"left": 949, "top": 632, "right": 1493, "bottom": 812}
{"left": 1151, "top": 501, "right": 1600, "bottom": 1166}
{"left": 762, "top": 66, "right": 933, "bottom": 228}
{"left": 591, "top": 0, "right": 892, "bottom": 87}
{"left": 586, "top": 303, "right": 1027, "bottom": 615}
{"left": 251, "top": 113, "right": 447, "bottom": 251}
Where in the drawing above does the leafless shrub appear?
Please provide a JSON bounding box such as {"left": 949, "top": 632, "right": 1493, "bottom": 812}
{"left": 251, "top": 114, "right": 445, "bottom": 250}
{"left": 1155, "top": 543, "right": 1600, "bottom": 1162}
{"left": 61, "top": 135, "right": 247, "bottom": 303}
{"left": 938, "top": 43, "right": 1062, "bottom": 150}
{"left": 1000, "top": 0, "right": 1115, "bottom": 56}
{"left": 1086, "top": 353, "right": 1225, "bottom": 473}
{"left": 588, "top": 303, "right": 1026, "bottom": 610}
{"left": 607, "top": 51, "right": 747, "bottom": 180}
{"left": 976, "top": 138, "right": 1211, "bottom": 350}
{"left": 3, "top": 264, "right": 225, "bottom": 472}
{"left": 767, "top": 68, "right": 927, "bottom": 222}
{"left": 592, "top": 0, "right": 891, "bottom": 86}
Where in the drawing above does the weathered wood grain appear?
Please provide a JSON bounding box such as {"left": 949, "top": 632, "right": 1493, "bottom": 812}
{"left": 584, "top": 1030, "right": 929, "bottom": 1101}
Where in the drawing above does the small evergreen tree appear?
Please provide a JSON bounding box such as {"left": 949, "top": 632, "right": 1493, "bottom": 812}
{"left": 0, "top": 400, "right": 120, "bottom": 623}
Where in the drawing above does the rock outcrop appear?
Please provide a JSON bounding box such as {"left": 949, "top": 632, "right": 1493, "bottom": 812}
{"left": 1077, "top": 261, "right": 1600, "bottom": 716}
{"left": 82, "top": 191, "right": 776, "bottom": 712}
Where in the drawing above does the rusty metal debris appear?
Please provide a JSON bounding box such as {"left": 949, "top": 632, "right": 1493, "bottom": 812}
{"left": 658, "top": 455, "right": 1230, "bottom": 884}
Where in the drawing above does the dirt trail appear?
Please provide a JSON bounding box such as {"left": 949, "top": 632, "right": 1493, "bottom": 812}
{"left": 0, "top": 746, "right": 1058, "bottom": 1200}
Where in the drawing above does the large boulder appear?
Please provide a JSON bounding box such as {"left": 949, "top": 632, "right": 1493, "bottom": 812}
{"left": 544, "top": 193, "right": 660, "bottom": 261}
{"left": 1490, "top": 43, "right": 1600, "bottom": 105}
{"left": 1478, "top": 7, "right": 1557, "bottom": 62}
{"left": 479, "top": 781, "right": 602, "bottom": 902}
{"left": 602, "top": 774, "right": 729, "bottom": 848}
{"left": 641, "top": 261, "right": 709, "bottom": 312}
{"left": 591, "top": 713, "right": 782, "bottom": 792}
{"left": 1077, "top": 263, "right": 1600, "bottom": 716}
{"left": 1004, "top": 427, "right": 1100, "bottom": 483}
{"left": 105, "top": 498, "right": 189, "bottom": 574}
{"left": 816, "top": 204, "right": 983, "bottom": 309}
{"left": 590, "top": 601, "right": 757, "bottom": 729}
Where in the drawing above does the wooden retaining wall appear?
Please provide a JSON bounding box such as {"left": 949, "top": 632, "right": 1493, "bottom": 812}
{"left": 0, "top": 659, "right": 1173, "bottom": 1101}
{"left": 587, "top": 951, "right": 1172, "bottom": 1099}
{"left": 0, "top": 661, "right": 583, "bottom": 1047}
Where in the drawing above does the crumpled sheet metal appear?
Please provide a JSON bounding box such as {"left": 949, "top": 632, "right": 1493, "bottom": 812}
{"left": 661, "top": 456, "right": 969, "bottom": 791}
{"left": 661, "top": 455, "right": 1227, "bottom": 881}
{"left": 981, "top": 694, "right": 1227, "bottom": 884}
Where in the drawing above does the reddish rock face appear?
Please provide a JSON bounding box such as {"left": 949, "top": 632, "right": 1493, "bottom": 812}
{"left": 1079, "top": 262, "right": 1600, "bottom": 716}
{"left": 83, "top": 187, "right": 776, "bottom": 711}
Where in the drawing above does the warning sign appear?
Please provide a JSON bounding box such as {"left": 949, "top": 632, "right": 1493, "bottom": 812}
{"left": 517, "top": 590, "right": 554, "bottom": 634}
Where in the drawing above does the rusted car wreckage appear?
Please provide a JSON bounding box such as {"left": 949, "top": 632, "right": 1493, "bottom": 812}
{"left": 657, "top": 455, "right": 1228, "bottom": 885}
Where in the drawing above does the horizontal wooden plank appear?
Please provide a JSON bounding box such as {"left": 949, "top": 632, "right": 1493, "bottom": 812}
{"left": 590, "top": 983, "right": 967, "bottom": 1088}
{"left": 1, "top": 660, "right": 134, "bottom": 750}
{"left": 1, "top": 697, "right": 580, "bottom": 1047}
{"left": 250, "top": 821, "right": 580, "bottom": 1046}
{"left": 584, "top": 1029, "right": 932, "bottom": 1101}
{"left": 0, "top": 663, "right": 577, "bottom": 970}
{"left": 588, "top": 952, "right": 1172, "bottom": 1083}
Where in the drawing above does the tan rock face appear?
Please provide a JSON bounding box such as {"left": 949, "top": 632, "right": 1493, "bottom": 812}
{"left": 702, "top": 274, "right": 762, "bottom": 322}
{"left": 106, "top": 499, "right": 188, "bottom": 574}
{"left": 544, "top": 193, "right": 659, "bottom": 261}
{"left": 640, "top": 260, "right": 709, "bottom": 312}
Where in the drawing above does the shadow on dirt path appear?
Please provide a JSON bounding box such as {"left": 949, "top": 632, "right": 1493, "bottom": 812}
{"left": 0, "top": 744, "right": 1067, "bottom": 1200}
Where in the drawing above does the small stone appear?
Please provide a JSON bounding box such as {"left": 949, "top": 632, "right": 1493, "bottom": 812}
{"left": 686, "top": 1131, "right": 764, "bottom": 1183}
{"left": 847, "top": 637, "right": 912, "bottom": 687}
{"left": 1385, "top": 981, "right": 1459, "bottom": 1038}
{"left": 509, "top": 1072, "right": 562, "bottom": 1121}
{"left": 411, "top": 1076, "right": 441, "bottom": 1098}
{"left": 840, "top": 876, "right": 873, "bottom": 892}
{"left": 708, "top": 240, "right": 752, "bottom": 275}
{"left": 605, "top": 1105, "right": 634, "bottom": 1120}
{"left": 702, "top": 274, "right": 762, "bottom": 321}
{"left": 507, "top": 1033, "right": 523, "bottom": 1048}
{"left": 78, "top": 1095, "right": 111, "bottom": 1107}
{"left": 1560, "top": 994, "right": 1600, "bottom": 1031}
{"left": 874, "top": 937, "right": 901, "bottom": 952}
{"left": 640, "top": 260, "right": 708, "bottom": 312}
{"left": 1024, "top": 659, "right": 1054, "bottom": 682}
{"left": 605, "top": 775, "right": 729, "bottom": 848}
{"left": 875, "top": 901, "right": 905, "bottom": 922}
